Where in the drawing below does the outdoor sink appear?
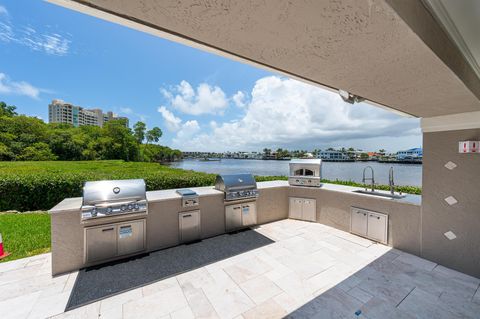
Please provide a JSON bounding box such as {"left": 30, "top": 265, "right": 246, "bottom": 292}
{"left": 353, "top": 189, "right": 406, "bottom": 199}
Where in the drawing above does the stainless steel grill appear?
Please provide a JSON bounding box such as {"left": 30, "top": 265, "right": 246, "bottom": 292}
{"left": 289, "top": 159, "right": 322, "bottom": 187}
{"left": 81, "top": 179, "right": 147, "bottom": 220}
{"left": 214, "top": 173, "right": 259, "bottom": 201}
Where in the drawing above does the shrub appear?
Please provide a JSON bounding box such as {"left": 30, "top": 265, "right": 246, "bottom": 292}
{"left": 0, "top": 161, "right": 421, "bottom": 211}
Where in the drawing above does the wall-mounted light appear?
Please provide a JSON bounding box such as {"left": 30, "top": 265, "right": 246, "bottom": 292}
{"left": 338, "top": 89, "right": 365, "bottom": 104}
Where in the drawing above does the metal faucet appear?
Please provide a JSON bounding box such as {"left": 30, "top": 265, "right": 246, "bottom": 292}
{"left": 362, "top": 166, "right": 375, "bottom": 192}
{"left": 389, "top": 166, "right": 395, "bottom": 195}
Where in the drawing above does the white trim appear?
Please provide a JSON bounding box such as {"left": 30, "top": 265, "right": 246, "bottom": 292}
{"left": 422, "top": 0, "right": 480, "bottom": 80}
{"left": 421, "top": 111, "right": 480, "bottom": 132}
{"left": 46, "top": 0, "right": 414, "bottom": 118}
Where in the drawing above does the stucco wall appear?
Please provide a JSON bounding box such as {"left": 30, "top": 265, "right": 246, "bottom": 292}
{"left": 288, "top": 187, "right": 421, "bottom": 256}
{"left": 422, "top": 128, "right": 480, "bottom": 277}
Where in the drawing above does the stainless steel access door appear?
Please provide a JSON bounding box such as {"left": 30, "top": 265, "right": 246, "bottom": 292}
{"left": 117, "top": 219, "right": 146, "bottom": 256}
{"left": 85, "top": 224, "right": 117, "bottom": 263}
{"left": 241, "top": 202, "right": 257, "bottom": 226}
{"left": 179, "top": 210, "right": 201, "bottom": 243}
{"left": 225, "top": 204, "right": 242, "bottom": 231}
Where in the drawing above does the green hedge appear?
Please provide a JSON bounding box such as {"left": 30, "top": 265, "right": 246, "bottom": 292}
{"left": 0, "top": 161, "right": 420, "bottom": 211}
{"left": 0, "top": 161, "right": 289, "bottom": 211}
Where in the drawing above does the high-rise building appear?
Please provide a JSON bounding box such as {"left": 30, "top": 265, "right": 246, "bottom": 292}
{"left": 48, "top": 99, "right": 129, "bottom": 127}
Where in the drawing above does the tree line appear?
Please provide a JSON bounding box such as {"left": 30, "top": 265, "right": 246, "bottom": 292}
{"left": 0, "top": 101, "right": 182, "bottom": 162}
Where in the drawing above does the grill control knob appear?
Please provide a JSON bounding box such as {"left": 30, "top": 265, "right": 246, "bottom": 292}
{"left": 106, "top": 207, "right": 113, "bottom": 214}
{"left": 134, "top": 203, "right": 139, "bottom": 210}
{"left": 127, "top": 204, "right": 133, "bottom": 210}
{"left": 121, "top": 205, "right": 126, "bottom": 211}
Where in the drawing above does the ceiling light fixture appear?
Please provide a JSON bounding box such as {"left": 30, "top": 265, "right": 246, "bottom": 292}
{"left": 338, "top": 89, "right": 365, "bottom": 104}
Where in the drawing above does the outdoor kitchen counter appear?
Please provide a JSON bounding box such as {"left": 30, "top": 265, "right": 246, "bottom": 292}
{"left": 50, "top": 197, "right": 83, "bottom": 213}
{"left": 49, "top": 181, "right": 421, "bottom": 211}
{"left": 292, "top": 181, "right": 421, "bottom": 206}
{"left": 49, "top": 180, "right": 421, "bottom": 276}
{"left": 146, "top": 186, "right": 222, "bottom": 202}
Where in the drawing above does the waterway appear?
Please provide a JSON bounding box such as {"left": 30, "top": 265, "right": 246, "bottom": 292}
{"left": 169, "top": 159, "right": 422, "bottom": 186}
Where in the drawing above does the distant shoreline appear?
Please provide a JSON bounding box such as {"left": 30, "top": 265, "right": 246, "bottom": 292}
{"left": 182, "top": 157, "right": 422, "bottom": 164}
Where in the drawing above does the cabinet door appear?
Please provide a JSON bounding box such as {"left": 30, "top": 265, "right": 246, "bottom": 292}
{"left": 225, "top": 204, "right": 242, "bottom": 231}
{"left": 302, "top": 199, "right": 316, "bottom": 222}
{"left": 289, "top": 197, "right": 303, "bottom": 220}
{"left": 117, "top": 220, "right": 145, "bottom": 256}
{"left": 241, "top": 202, "right": 257, "bottom": 226}
{"left": 367, "top": 212, "right": 388, "bottom": 244}
{"left": 350, "top": 208, "right": 368, "bottom": 237}
{"left": 179, "top": 210, "right": 201, "bottom": 243}
{"left": 85, "top": 224, "right": 117, "bottom": 263}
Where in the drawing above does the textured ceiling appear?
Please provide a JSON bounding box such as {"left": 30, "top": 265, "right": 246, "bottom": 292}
{"left": 52, "top": 0, "right": 480, "bottom": 117}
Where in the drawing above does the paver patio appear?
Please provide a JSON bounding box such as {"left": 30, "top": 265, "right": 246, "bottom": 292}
{"left": 1, "top": 219, "right": 479, "bottom": 318}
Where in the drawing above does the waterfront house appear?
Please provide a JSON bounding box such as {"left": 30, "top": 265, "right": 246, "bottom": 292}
{"left": 318, "top": 150, "right": 350, "bottom": 161}
{"left": 396, "top": 147, "right": 423, "bottom": 161}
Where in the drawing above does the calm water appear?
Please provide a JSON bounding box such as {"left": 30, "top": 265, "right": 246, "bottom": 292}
{"left": 169, "top": 159, "right": 422, "bottom": 186}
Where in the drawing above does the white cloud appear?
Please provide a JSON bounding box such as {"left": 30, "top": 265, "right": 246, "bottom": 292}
{"left": 0, "top": 13, "right": 71, "bottom": 56}
{"left": 161, "top": 80, "right": 228, "bottom": 115}
{"left": 172, "top": 120, "right": 201, "bottom": 145}
{"left": 120, "top": 107, "right": 133, "bottom": 114}
{"left": 19, "top": 30, "right": 70, "bottom": 56}
{"left": 0, "top": 6, "right": 8, "bottom": 16}
{"left": 158, "top": 106, "right": 182, "bottom": 131}
{"left": 0, "top": 72, "right": 46, "bottom": 99}
{"left": 170, "top": 76, "right": 420, "bottom": 151}
{"left": 232, "top": 91, "right": 247, "bottom": 108}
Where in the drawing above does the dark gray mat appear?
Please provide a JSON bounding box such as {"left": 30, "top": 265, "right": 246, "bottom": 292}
{"left": 65, "top": 229, "right": 274, "bottom": 311}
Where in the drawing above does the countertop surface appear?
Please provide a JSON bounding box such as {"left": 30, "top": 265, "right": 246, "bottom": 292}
{"left": 291, "top": 182, "right": 422, "bottom": 206}
{"left": 146, "top": 186, "right": 222, "bottom": 202}
{"left": 50, "top": 197, "right": 83, "bottom": 213}
{"left": 50, "top": 180, "right": 421, "bottom": 213}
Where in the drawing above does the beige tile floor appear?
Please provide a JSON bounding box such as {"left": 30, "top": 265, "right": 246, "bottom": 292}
{"left": 1, "top": 219, "right": 479, "bottom": 319}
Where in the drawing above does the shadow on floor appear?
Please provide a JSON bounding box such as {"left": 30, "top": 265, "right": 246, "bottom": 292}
{"left": 282, "top": 250, "right": 480, "bottom": 319}
{"left": 66, "top": 228, "right": 274, "bottom": 311}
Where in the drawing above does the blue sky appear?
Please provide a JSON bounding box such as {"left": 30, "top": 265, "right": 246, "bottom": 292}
{"left": 0, "top": 0, "right": 421, "bottom": 152}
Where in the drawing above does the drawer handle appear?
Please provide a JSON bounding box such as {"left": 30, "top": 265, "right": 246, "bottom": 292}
{"left": 102, "top": 227, "right": 114, "bottom": 232}
{"left": 183, "top": 214, "right": 192, "bottom": 218}
{"left": 369, "top": 215, "right": 381, "bottom": 219}
{"left": 233, "top": 207, "right": 241, "bottom": 210}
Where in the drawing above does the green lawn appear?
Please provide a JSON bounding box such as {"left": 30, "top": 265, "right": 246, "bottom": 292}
{"left": 0, "top": 212, "right": 51, "bottom": 263}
